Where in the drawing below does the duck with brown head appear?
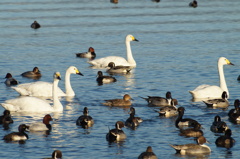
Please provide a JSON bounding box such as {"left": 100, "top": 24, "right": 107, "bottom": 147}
{"left": 102, "top": 94, "right": 133, "bottom": 107}
{"left": 4, "top": 73, "right": 18, "bottom": 85}
{"left": 138, "top": 146, "right": 157, "bottom": 159}
{"left": 21, "top": 67, "right": 42, "bottom": 79}
{"left": 76, "top": 47, "right": 96, "bottom": 60}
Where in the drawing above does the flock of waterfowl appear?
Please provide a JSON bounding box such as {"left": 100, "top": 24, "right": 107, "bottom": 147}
{"left": 1, "top": 28, "right": 238, "bottom": 158}
{"left": 0, "top": 4, "right": 237, "bottom": 156}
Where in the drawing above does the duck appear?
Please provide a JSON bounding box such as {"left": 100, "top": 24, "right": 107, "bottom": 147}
{"left": 179, "top": 122, "right": 203, "bottom": 137}
{"left": 88, "top": 34, "right": 138, "bottom": 68}
{"left": 189, "top": 57, "right": 234, "bottom": 100}
{"left": 102, "top": 94, "right": 133, "bottom": 106}
{"left": 0, "top": 110, "right": 14, "bottom": 125}
{"left": 4, "top": 73, "right": 18, "bottom": 85}
{"left": 138, "top": 146, "right": 158, "bottom": 159}
{"left": 106, "top": 121, "right": 126, "bottom": 142}
{"left": 21, "top": 67, "right": 42, "bottom": 79}
{"left": 210, "top": 115, "right": 229, "bottom": 133}
{"left": 228, "top": 99, "right": 240, "bottom": 123}
{"left": 155, "top": 99, "right": 178, "bottom": 117}
{"left": 27, "top": 114, "right": 53, "bottom": 131}
{"left": 13, "top": 66, "right": 83, "bottom": 97}
{"left": 215, "top": 129, "right": 235, "bottom": 148}
{"left": 125, "top": 107, "right": 143, "bottom": 128}
{"left": 76, "top": 107, "right": 94, "bottom": 128}
{"left": 96, "top": 71, "right": 117, "bottom": 85}
{"left": 189, "top": 0, "right": 198, "bottom": 8}
{"left": 202, "top": 91, "right": 229, "bottom": 108}
{"left": 0, "top": 72, "right": 64, "bottom": 112}
{"left": 106, "top": 62, "right": 132, "bottom": 74}
{"left": 31, "top": 20, "right": 41, "bottom": 29}
{"left": 175, "top": 107, "right": 200, "bottom": 129}
{"left": 170, "top": 136, "right": 211, "bottom": 155}
{"left": 76, "top": 47, "right": 96, "bottom": 60}
{"left": 51, "top": 150, "right": 62, "bottom": 159}
{"left": 140, "top": 92, "right": 177, "bottom": 106}
{"left": 3, "top": 124, "right": 29, "bottom": 142}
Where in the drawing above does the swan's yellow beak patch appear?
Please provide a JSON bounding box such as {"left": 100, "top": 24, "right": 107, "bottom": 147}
{"left": 226, "top": 59, "right": 234, "bottom": 65}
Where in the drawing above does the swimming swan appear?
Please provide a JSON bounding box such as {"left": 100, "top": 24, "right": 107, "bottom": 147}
{"left": 88, "top": 34, "right": 138, "bottom": 68}
{"left": 12, "top": 66, "right": 83, "bottom": 97}
{"left": 0, "top": 72, "right": 63, "bottom": 112}
{"left": 189, "top": 57, "right": 234, "bottom": 99}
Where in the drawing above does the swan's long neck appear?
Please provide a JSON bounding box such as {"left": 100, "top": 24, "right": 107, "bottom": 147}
{"left": 53, "top": 79, "right": 63, "bottom": 111}
{"left": 65, "top": 71, "right": 74, "bottom": 96}
{"left": 218, "top": 63, "right": 228, "bottom": 96}
{"left": 126, "top": 40, "right": 136, "bottom": 67}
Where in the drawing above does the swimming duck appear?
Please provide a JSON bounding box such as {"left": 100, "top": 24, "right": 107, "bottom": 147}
{"left": 189, "top": 0, "right": 198, "bottom": 8}
{"left": 31, "top": 21, "right": 41, "bottom": 29}
{"left": 106, "top": 121, "right": 126, "bottom": 142}
{"left": 88, "top": 34, "right": 138, "bottom": 68}
{"left": 4, "top": 73, "right": 18, "bottom": 85}
{"left": 96, "top": 71, "right": 117, "bottom": 85}
{"left": 102, "top": 94, "right": 132, "bottom": 106}
{"left": 0, "top": 110, "right": 13, "bottom": 125}
{"left": 76, "top": 47, "right": 96, "bottom": 60}
{"left": 202, "top": 91, "right": 229, "bottom": 108}
{"left": 1, "top": 72, "right": 63, "bottom": 112}
{"left": 189, "top": 57, "right": 234, "bottom": 100}
{"left": 215, "top": 129, "right": 235, "bottom": 148}
{"left": 3, "top": 124, "right": 29, "bottom": 142}
{"left": 21, "top": 67, "right": 42, "bottom": 79}
{"left": 155, "top": 99, "right": 178, "bottom": 117}
{"left": 13, "top": 66, "right": 83, "bottom": 97}
{"left": 179, "top": 122, "right": 203, "bottom": 137}
{"left": 138, "top": 146, "right": 158, "bottom": 159}
{"left": 175, "top": 107, "right": 200, "bottom": 129}
{"left": 76, "top": 107, "right": 94, "bottom": 128}
{"left": 28, "top": 114, "right": 53, "bottom": 131}
{"left": 210, "top": 115, "right": 229, "bottom": 133}
{"left": 51, "top": 150, "right": 62, "bottom": 159}
{"left": 106, "top": 62, "right": 132, "bottom": 74}
{"left": 140, "top": 91, "right": 177, "bottom": 107}
{"left": 170, "top": 136, "right": 211, "bottom": 155}
{"left": 228, "top": 99, "right": 240, "bottom": 123}
{"left": 125, "top": 107, "right": 143, "bottom": 128}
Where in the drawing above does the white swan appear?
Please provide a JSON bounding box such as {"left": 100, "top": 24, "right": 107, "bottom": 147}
{"left": 0, "top": 72, "right": 63, "bottom": 112}
{"left": 88, "top": 34, "right": 138, "bottom": 68}
{"left": 12, "top": 66, "right": 83, "bottom": 97}
{"left": 189, "top": 57, "right": 234, "bottom": 99}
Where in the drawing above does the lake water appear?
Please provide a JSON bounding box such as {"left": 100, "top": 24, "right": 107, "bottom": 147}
{"left": 0, "top": 0, "right": 240, "bottom": 158}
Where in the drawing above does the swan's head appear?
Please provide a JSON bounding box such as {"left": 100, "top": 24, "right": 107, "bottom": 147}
{"left": 126, "top": 34, "right": 139, "bottom": 42}
{"left": 54, "top": 72, "right": 61, "bottom": 80}
{"left": 219, "top": 57, "right": 234, "bottom": 66}
{"left": 67, "top": 66, "right": 84, "bottom": 76}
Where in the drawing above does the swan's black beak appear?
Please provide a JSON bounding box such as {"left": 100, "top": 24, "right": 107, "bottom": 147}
{"left": 134, "top": 38, "right": 139, "bottom": 42}
{"left": 77, "top": 72, "right": 84, "bottom": 76}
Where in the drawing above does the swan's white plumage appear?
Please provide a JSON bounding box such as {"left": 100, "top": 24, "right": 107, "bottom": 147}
{"left": 0, "top": 72, "right": 63, "bottom": 112}
{"left": 189, "top": 57, "right": 233, "bottom": 99}
{"left": 88, "top": 34, "right": 138, "bottom": 68}
{"left": 12, "top": 66, "right": 82, "bottom": 97}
